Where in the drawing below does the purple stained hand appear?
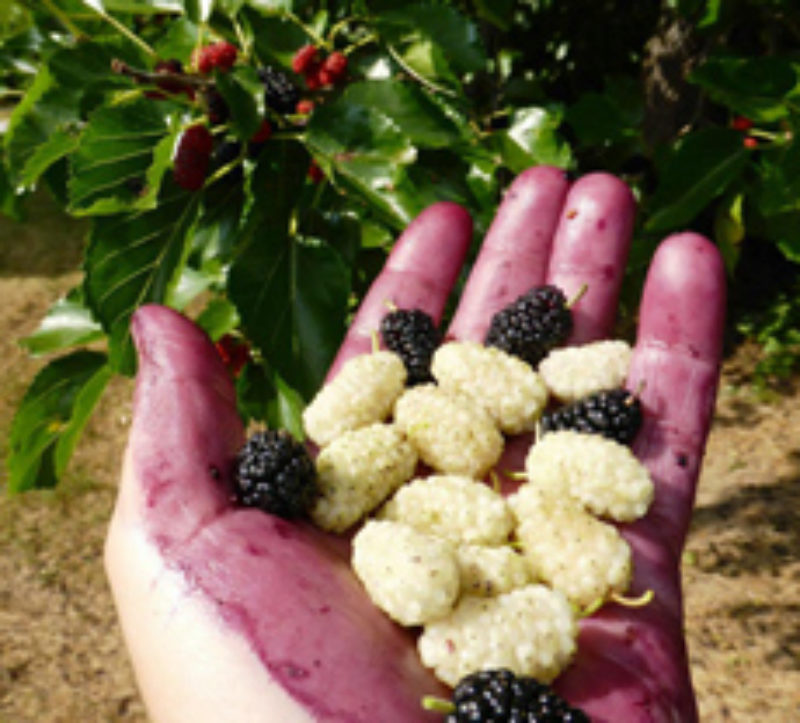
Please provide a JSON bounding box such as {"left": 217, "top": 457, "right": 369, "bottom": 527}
{"left": 105, "top": 166, "right": 726, "bottom": 722}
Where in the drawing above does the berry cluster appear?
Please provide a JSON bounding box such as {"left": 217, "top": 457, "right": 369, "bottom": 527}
{"left": 196, "top": 41, "right": 238, "bottom": 74}
{"left": 292, "top": 44, "right": 349, "bottom": 89}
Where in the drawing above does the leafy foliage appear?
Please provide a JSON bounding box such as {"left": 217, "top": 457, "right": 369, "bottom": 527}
{"left": 2, "top": 0, "right": 800, "bottom": 490}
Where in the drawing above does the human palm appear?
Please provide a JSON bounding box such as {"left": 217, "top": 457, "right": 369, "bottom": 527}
{"left": 105, "top": 166, "right": 725, "bottom": 722}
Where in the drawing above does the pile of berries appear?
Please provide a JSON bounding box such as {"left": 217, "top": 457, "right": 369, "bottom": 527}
{"left": 228, "top": 284, "right": 654, "bottom": 719}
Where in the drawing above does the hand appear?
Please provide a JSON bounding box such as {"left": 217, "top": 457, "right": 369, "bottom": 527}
{"left": 104, "top": 166, "right": 725, "bottom": 722}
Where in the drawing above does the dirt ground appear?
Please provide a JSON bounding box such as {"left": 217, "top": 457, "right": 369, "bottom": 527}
{"left": 1, "top": 192, "right": 798, "bottom": 722}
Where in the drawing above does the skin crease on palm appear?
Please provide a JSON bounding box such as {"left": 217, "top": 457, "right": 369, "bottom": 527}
{"left": 104, "top": 165, "right": 726, "bottom": 723}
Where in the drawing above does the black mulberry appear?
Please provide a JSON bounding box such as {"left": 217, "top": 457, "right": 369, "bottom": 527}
{"left": 485, "top": 285, "right": 575, "bottom": 368}
{"left": 259, "top": 66, "right": 300, "bottom": 114}
{"left": 379, "top": 308, "right": 441, "bottom": 386}
{"left": 234, "top": 430, "right": 317, "bottom": 519}
{"left": 541, "top": 388, "right": 642, "bottom": 445}
{"left": 444, "top": 668, "right": 590, "bottom": 722}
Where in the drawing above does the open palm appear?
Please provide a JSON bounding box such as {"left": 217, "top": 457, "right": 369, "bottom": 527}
{"left": 105, "top": 166, "right": 725, "bottom": 722}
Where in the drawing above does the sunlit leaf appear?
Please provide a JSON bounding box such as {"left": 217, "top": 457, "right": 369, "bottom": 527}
{"left": 6, "top": 351, "right": 112, "bottom": 493}
{"left": 83, "top": 178, "right": 201, "bottom": 374}
{"left": 20, "top": 289, "right": 104, "bottom": 356}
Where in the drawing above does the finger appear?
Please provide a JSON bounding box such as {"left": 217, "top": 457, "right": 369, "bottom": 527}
{"left": 447, "top": 165, "right": 570, "bottom": 341}
{"left": 327, "top": 201, "right": 472, "bottom": 377}
{"left": 110, "top": 305, "right": 245, "bottom": 541}
{"left": 546, "top": 172, "right": 637, "bottom": 342}
{"left": 628, "top": 231, "right": 726, "bottom": 551}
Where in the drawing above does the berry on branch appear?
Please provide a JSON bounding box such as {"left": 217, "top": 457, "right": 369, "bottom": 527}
{"left": 173, "top": 124, "right": 213, "bottom": 191}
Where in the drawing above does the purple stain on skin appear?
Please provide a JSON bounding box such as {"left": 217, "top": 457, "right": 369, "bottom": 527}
{"left": 597, "top": 218, "right": 607, "bottom": 231}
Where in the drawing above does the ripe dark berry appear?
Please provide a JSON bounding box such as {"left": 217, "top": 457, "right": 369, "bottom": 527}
{"left": 292, "top": 44, "right": 319, "bottom": 74}
{"left": 445, "top": 668, "right": 589, "bottom": 723}
{"left": 380, "top": 308, "right": 441, "bottom": 386}
{"left": 173, "top": 124, "right": 213, "bottom": 191}
{"left": 485, "top": 285, "right": 575, "bottom": 368}
{"left": 259, "top": 66, "right": 300, "bottom": 114}
{"left": 541, "top": 387, "right": 643, "bottom": 445}
{"left": 203, "top": 88, "right": 230, "bottom": 125}
{"left": 234, "top": 430, "right": 318, "bottom": 519}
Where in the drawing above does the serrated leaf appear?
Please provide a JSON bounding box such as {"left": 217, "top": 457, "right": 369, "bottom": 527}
{"left": 379, "top": 5, "right": 486, "bottom": 82}
{"left": 690, "top": 56, "right": 799, "bottom": 123}
{"left": 646, "top": 128, "right": 748, "bottom": 232}
{"left": 229, "top": 232, "right": 350, "bottom": 398}
{"left": 215, "top": 66, "right": 262, "bottom": 141}
{"left": 6, "top": 351, "right": 112, "bottom": 493}
{"left": 341, "top": 80, "right": 462, "bottom": 148}
{"left": 306, "top": 98, "right": 421, "bottom": 227}
{"left": 244, "top": 8, "right": 308, "bottom": 68}
{"left": 754, "top": 140, "right": 800, "bottom": 216}
{"left": 48, "top": 40, "right": 138, "bottom": 91}
{"left": 68, "top": 99, "right": 171, "bottom": 215}
{"left": 4, "top": 65, "right": 81, "bottom": 183}
{"left": 83, "top": 179, "right": 201, "bottom": 374}
{"left": 500, "top": 106, "right": 572, "bottom": 172}
{"left": 19, "top": 128, "right": 80, "bottom": 188}
{"left": 20, "top": 289, "right": 104, "bottom": 356}
{"left": 473, "top": 0, "right": 513, "bottom": 30}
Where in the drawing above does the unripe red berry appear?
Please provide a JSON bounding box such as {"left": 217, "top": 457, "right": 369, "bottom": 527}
{"left": 173, "top": 125, "right": 213, "bottom": 191}
{"left": 743, "top": 136, "right": 758, "bottom": 149}
{"left": 292, "top": 44, "right": 319, "bottom": 74}
{"left": 295, "top": 99, "right": 314, "bottom": 115}
{"left": 250, "top": 119, "right": 272, "bottom": 144}
{"left": 322, "top": 51, "right": 348, "bottom": 81}
{"left": 304, "top": 67, "right": 322, "bottom": 90}
{"left": 215, "top": 334, "right": 251, "bottom": 376}
{"left": 197, "top": 41, "right": 238, "bottom": 73}
{"left": 731, "top": 115, "right": 754, "bottom": 132}
{"left": 308, "top": 159, "right": 324, "bottom": 183}
{"left": 214, "top": 41, "right": 238, "bottom": 71}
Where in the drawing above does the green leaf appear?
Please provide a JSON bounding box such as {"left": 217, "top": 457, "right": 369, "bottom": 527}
{"left": 306, "top": 98, "right": 420, "bottom": 227}
{"left": 215, "top": 66, "right": 262, "bottom": 141}
{"left": 68, "top": 99, "right": 172, "bottom": 215}
{"left": 235, "top": 362, "right": 305, "bottom": 438}
{"left": 379, "top": 5, "right": 486, "bottom": 82}
{"left": 183, "top": 0, "right": 214, "bottom": 23}
{"left": 754, "top": 140, "right": 800, "bottom": 216}
{"left": 244, "top": 8, "right": 308, "bottom": 68}
{"left": 19, "top": 128, "right": 80, "bottom": 189}
{"left": 20, "top": 289, "right": 104, "bottom": 356}
{"left": 4, "top": 65, "right": 81, "bottom": 182}
{"left": 713, "top": 191, "right": 745, "bottom": 275}
{"left": 196, "top": 296, "right": 240, "bottom": 340}
{"left": 228, "top": 139, "right": 349, "bottom": 397}
{"left": 690, "top": 56, "right": 799, "bottom": 123}
{"left": 473, "top": 0, "right": 514, "bottom": 30}
{"left": 83, "top": 179, "right": 202, "bottom": 374}
{"left": 500, "top": 106, "right": 572, "bottom": 173}
{"left": 646, "top": 128, "right": 748, "bottom": 233}
{"left": 229, "top": 232, "right": 350, "bottom": 398}
{"left": 566, "top": 92, "right": 637, "bottom": 147}
{"left": 341, "top": 80, "right": 462, "bottom": 148}
{"left": 6, "top": 351, "right": 112, "bottom": 493}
